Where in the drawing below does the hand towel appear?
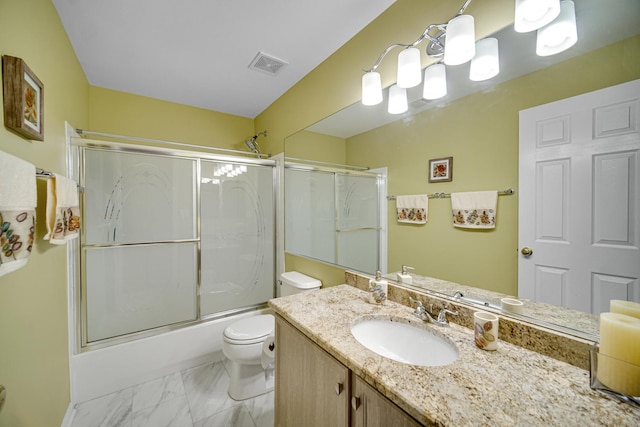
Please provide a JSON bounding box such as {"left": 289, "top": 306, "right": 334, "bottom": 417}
{"left": 451, "top": 191, "right": 498, "bottom": 229}
{"left": 44, "top": 173, "right": 80, "bottom": 244}
{"left": 0, "top": 150, "right": 36, "bottom": 277}
{"left": 396, "top": 195, "right": 428, "bottom": 224}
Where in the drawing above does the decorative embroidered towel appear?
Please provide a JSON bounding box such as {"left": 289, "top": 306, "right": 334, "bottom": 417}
{"left": 0, "top": 150, "right": 36, "bottom": 277}
{"left": 451, "top": 191, "right": 498, "bottom": 229}
{"left": 396, "top": 195, "right": 428, "bottom": 224}
{"left": 44, "top": 173, "right": 81, "bottom": 244}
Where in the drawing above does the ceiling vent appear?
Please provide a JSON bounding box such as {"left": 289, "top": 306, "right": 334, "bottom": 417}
{"left": 248, "top": 52, "right": 288, "bottom": 76}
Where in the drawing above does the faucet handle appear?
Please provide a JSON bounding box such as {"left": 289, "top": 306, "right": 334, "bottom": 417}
{"left": 409, "top": 296, "right": 423, "bottom": 307}
{"left": 437, "top": 305, "right": 459, "bottom": 324}
{"left": 409, "top": 297, "right": 425, "bottom": 314}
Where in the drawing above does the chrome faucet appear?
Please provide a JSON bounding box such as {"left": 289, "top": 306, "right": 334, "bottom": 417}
{"left": 409, "top": 297, "right": 458, "bottom": 327}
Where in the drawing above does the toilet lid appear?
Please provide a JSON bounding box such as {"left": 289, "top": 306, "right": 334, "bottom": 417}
{"left": 223, "top": 314, "right": 274, "bottom": 343}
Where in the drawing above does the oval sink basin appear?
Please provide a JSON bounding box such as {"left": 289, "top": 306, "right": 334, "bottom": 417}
{"left": 351, "top": 318, "right": 458, "bottom": 367}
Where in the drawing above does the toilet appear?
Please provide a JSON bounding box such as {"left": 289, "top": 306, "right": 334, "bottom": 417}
{"left": 222, "top": 271, "right": 322, "bottom": 400}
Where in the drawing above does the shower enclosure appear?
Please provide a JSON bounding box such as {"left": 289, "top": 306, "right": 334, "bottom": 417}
{"left": 74, "top": 141, "right": 276, "bottom": 348}
{"left": 284, "top": 164, "right": 384, "bottom": 274}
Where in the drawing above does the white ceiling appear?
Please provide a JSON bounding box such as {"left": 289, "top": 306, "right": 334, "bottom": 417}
{"left": 52, "top": 0, "right": 396, "bottom": 118}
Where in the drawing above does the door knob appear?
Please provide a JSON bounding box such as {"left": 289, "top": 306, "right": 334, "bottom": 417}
{"left": 335, "top": 382, "right": 343, "bottom": 396}
{"left": 521, "top": 247, "right": 533, "bottom": 256}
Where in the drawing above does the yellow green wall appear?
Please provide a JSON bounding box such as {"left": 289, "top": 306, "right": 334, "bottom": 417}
{"left": 88, "top": 86, "right": 254, "bottom": 151}
{"left": 285, "top": 130, "right": 346, "bottom": 164}
{"left": 0, "top": 0, "right": 89, "bottom": 426}
{"left": 347, "top": 35, "right": 640, "bottom": 296}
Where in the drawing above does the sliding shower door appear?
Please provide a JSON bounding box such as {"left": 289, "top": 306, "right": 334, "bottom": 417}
{"left": 336, "top": 174, "right": 380, "bottom": 273}
{"left": 284, "top": 169, "right": 336, "bottom": 263}
{"left": 200, "top": 160, "right": 275, "bottom": 316}
{"left": 82, "top": 149, "right": 198, "bottom": 343}
{"left": 285, "top": 166, "right": 381, "bottom": 274}
{"left": 78, "top": 144, "right": 276, "bottom": 347}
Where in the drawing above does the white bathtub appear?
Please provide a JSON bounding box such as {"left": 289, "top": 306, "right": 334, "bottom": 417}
{"left": 70, "top": 307, "right": 272, "bottom": 404}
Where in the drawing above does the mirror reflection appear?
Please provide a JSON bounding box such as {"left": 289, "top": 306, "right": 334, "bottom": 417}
{"left": 285, "top": 0, "right": 640, "bottom": 338}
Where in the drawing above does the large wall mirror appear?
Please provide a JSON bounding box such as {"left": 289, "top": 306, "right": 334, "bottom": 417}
{"left": 285, "top": 0, "right": 640, "bottom": 339}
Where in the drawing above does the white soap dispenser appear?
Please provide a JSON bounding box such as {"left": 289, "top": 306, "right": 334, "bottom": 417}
{"left": 368, "top": 270, "right": 388, "bottom": 304}
{"left": 397, "top": 265, "right": 414, "bottom": 285}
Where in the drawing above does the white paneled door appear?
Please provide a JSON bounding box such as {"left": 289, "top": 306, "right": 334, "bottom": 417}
{"left": 519, "top": 79, "right": 640, "bottom": 314}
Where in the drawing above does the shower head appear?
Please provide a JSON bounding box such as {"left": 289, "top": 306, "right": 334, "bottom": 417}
{"left": 245, "top": 137, "right": 260, "bottom": 154}
{"left": 245, "top": 131, "right": 267, "bottom": 156}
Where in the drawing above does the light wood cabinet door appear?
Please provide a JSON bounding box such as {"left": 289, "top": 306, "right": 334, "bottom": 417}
{"left": 351, "top": 374, "right": 422, "bottom": 427}
{"left": 275, "top": 315, "right": 350, "bottom": 427}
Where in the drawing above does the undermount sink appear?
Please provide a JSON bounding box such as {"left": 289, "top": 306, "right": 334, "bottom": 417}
{"left": 351, "top": 318, "right": 459, "bottom": 367}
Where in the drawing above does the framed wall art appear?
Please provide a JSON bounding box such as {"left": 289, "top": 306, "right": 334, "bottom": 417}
{"left": 428, "top": 156, "right": 453, "bottom": 182}
{"left": 2, "top": 55, "right": 44, "bottom": 141}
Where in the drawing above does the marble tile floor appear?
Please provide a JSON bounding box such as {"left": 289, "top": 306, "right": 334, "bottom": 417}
{"left": 70, "top": 359, "right": 274, "bottom": 427}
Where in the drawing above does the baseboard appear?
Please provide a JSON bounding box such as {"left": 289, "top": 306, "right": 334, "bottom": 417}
{"left": 60, "top": 402, "right": 76, "bottom": 427}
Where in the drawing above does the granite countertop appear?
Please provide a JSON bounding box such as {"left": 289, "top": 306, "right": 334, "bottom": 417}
{"left": 268, "top": 284, "right": 640, "bottom": 427}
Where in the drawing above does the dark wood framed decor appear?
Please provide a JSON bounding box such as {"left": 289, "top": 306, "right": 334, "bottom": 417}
{"left": 2, "top": 55, "right": 44, "bottom": 141}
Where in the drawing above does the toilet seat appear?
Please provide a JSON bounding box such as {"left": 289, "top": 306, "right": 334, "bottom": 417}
{"left": 223, "top": 314, "right": 274, "bottom": 345}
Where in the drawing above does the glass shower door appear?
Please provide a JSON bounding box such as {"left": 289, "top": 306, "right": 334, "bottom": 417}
{"left": 336, "top": 173, "right": 380, "bottom": 273}
{"left": 82, "top": 149, "right": 198, "bottom": 343}
{"left": 200, "top": 160, "right": 275, "bottom": 316}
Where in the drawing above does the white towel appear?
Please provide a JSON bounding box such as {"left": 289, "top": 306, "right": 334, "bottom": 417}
{"left": 44, "top": 173, "right": 80, "bottom": 244}
{"left": 396, "top": 195, "right": 428, "bottom": 224}
{"left": 451, "top": 191, "right": 498, "bottom": 229}
{"left": 0, "top": 150, "right": 36, "bottom": 276}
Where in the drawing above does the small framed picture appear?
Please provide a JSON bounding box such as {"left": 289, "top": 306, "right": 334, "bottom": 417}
{"left": 428, "top": 157, "right": 453, "bottom": 182}
{"left": 2, "top": 55, "right": 44, "bottom": 141}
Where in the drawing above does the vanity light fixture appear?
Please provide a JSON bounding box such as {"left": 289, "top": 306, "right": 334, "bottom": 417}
{"left": 387, "top": 84, "right": 408, "bottom": 114}
{"left": 513, "top": 0, "right": 577, "bottom": 56}
{"left": 536, "top": 0, "right": 578, "bottom": 56}
{"left": 422, "top": 63, "right": 447, "bottom": 100}
{"left": 361, "top": 0, "right": 578, "bottom": 112}
{"left": 514, "top": 0, "right": 561, "bottom": 33}
{"left": 469, "top": 37, "right": 500, "bottom": 81}
{"left": 362, "top": 71, "right": 383, "bottom": 106}
{"left": 443, "top": 14, "right": 476, "bottom": 66}
{"left": 360, "top": 0, "right": 476, "bottom": 108}
{"left": 397, "top": 47, "right": 422, "bottom": 88}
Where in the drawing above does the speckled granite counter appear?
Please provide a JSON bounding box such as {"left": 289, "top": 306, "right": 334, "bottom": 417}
{"left": 269, "top": 285, "right": 640, "bottom": 427}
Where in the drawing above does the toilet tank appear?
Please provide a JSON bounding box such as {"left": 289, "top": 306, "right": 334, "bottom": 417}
{"left": 280, "top": 271, "right": 322, "bottom": 297}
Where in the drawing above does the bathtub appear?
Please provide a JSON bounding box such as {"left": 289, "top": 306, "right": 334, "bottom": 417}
{"left": 70, "top": 307, "right": 272, "bottom": 404}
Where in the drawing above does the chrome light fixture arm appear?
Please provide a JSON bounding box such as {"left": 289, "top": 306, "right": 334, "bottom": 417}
{"left": 364, "top": 0, "right": 474, "bottom": 72}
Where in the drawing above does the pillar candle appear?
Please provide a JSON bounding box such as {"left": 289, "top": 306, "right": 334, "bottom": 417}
{"left": 598, "top": 312, "right": 640, "bottom": 396}
{"left": 610, "top": 300, "right": 640, "bottom": 319}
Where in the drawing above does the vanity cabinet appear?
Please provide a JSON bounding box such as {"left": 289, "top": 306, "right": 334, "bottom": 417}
{"left": 275, "top": 315, "right": 421, "bottom": 427}
{"left": 351, "top": 375, "right": 421, "bottom": 427}
{"left": 275, "top": 315, "right": 350, "bottom": 426}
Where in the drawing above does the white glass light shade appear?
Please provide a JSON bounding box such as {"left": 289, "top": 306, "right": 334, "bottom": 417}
{"left": 387, "top": 84, "right": 408, "bottom": 114}
{"left": 422, "top": 64, "right": 447, "bottom": 100}
{"left": 443, "top": 15, "right": 475, "bottom": 66}
{"left": 469, "top": 38, "right": 500, "bottom": 81}
{"left": 514, "top": 0, "right": 560, "bottom": 33}
{"left": 536, "top": 0, "right": 577, "bottom": 56}
{"left": 397, "top": 47, "right": 422, "bottom": 88}
{"left": 362, "top": 71, "right": 383, "bottom": 106}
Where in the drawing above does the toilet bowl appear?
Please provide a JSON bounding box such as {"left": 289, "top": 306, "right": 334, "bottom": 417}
{"left": 222, "top": 314, "right": 275, "bottom": 401}
{"left": 222, "top": 271, "right": 322, "bottom": 400}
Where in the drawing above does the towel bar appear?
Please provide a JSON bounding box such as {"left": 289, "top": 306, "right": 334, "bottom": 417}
{"left": 387, "top": 188, "right": 514, "bottom": 201}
